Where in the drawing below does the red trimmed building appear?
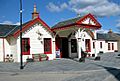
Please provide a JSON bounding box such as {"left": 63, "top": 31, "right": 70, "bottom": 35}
{"left": 0, "top": 5, "right": 118, "bottom": 62}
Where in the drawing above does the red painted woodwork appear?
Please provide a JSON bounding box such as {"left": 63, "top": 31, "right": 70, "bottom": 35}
{"left": 13, "top": 17, "right": 52, "bottom": 37}
{"left": 85, "top": 39, "right": 91, "bottom": 52}
{"left": 22, "top": 38, "right": 30, "bottom": 55}
{"left": 44, "top": 38, "right": 52, "bottom": 54}
{"left": 52, "top": 13, "right": 101, "bottom": 31}
{"left": 55, "top": 36, "right": 60, "bottom": 51}
{"left": 77, "top": 13, "right": 101, "bottom": 27}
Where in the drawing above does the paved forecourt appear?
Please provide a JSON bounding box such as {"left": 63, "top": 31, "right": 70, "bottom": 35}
{"left": 0, "top": 52, "right": 120, "bottom": 81}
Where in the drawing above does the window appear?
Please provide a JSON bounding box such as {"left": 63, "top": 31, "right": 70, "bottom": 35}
{"left": 108, "top": 43, "right": 110, "bottom": 50}
{"left": 112, "top": 43, "right": 114, "bottom": 50}
{"left": 93, "top": 42, "right": 95, "bottom": 49}
{"left": 22, "top": 38, "right": 30, "bottom": 55}
{"left": 100, "top": 42, "right": 102, "bottom": 48}
{"left": 44, "top": 38, "right": 52, "bottom": 54}
{"left": 85, "top": 39, "right": 91, "bottom": 52}
{"left": 71, "top": 39, "right": 77, "bottom": 53}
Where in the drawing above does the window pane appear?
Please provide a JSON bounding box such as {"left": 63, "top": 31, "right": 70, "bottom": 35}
{"left": 71, "top": 39, "right": 77, "bottom": 53}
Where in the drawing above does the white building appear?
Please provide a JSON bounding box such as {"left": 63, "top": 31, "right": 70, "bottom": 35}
{"left": 0, "top": 5, "right": 55, "bottom": 62}
{"left": 0, "top": 5, "right": 118, "bottom": 62}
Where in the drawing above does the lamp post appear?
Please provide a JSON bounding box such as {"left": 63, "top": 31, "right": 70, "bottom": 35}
{"left": 20, "top": 0, "right": 23, "bottom": 69}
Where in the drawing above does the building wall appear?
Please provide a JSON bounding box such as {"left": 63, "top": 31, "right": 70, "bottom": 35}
{"left": 0, "top": 38, "right": 4, "bottom": 61}
{"left": 95, "top": 40, "right": 106, "bottom": 54}
{"left": 68, "top": 28, "right": 94, "bottom": 58}
{"left": 16, "top": 23, "right": 55, "bottom": 62}
{"left": 105, "top": 41, "right": 118, "bottom": 52}
{"left": 95, "top": 40, "right": 118, "bottom": 53}
{"left": 0, "top": 37, "right": 17, "bottom": 62}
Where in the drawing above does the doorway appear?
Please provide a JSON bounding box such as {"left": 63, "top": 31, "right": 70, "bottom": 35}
{"left": 61, "top": 38, "right": 69, "bottom": 58}
{"left": 71, "top": 39, "right": 78, "bottom": 58}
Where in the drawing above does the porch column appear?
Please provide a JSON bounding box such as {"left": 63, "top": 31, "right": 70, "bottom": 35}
{"left": 77, "top": 38, "right": 81, "bottom": 58}
{"left": 52, "top": 38, "right": 56, "bottom": 59}
{"left": 77, "top": 28, "right": 81, "bottom": 58}
{"left": 94, "top": 40, "right": 98, "bottom": 57}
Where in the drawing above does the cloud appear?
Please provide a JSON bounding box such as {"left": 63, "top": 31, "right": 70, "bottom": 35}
{"left": 46, "top": 2, "right": 68, "bottom": 12}
{"left": 116, "top": 19, "right": 120, "bottom": 27}
{"left": 0, "top": 21, "right": 13, "bottom": 25}
{"left": 97, "top": 29, "right": 109, "bottom": 33}
{"left": 47, "top": 0, "right": 120, "bottom": 17}
{"left": 15, "top": 22, "right": 20, "bottom": 25}
{"left": 0, "top": 21, "right": 20, "bottom": 25}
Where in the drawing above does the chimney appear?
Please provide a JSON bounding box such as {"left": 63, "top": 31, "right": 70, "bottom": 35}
{"left": 108, "top": 29, "right": 113, "bottom": 33}
{"left": 77, "top": 13, "right": 81, "bottom": 17}
{"left": 32, "top": 4, "right": 39, "bottom": 19}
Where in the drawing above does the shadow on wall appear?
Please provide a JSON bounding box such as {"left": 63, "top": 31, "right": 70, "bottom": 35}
{"left": 95, "top": 64, "right": 120, "bottom": 81}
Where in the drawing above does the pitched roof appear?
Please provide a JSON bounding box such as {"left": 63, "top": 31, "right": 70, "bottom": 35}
{"left": 0, "top": 17, "right": 52, "bottom": 37}
{"left": 10, "top": 20, "right": 32, "bottom": 35}
{"left": 52, "top": 13, "right": 101, "bottom": 31}
{"left": 97, "top": 33, "right": 118, "bottom": 41}
{"left": 0, "top": 24, "right": 18, "bottom": 37}
{"left": 52, "top": 17, "right": 81, "bottom": 29}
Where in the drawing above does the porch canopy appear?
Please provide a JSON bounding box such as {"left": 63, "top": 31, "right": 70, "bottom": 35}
{"left": 51, "top": 13, "right": 101, "bottom": 37}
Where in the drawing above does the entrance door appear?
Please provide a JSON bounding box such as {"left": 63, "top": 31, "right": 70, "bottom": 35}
{"left": 71, "top": 39, "right": 78, "bottom": 58}
{"left": 61, "top": 38, "right": 69, "bottom": 58}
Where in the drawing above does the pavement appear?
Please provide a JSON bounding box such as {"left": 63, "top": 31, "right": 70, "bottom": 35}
{"left": 0, "top": 52, "right": 120, "bottom": 81}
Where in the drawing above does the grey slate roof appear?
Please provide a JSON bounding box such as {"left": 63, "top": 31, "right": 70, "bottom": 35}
{"left": 97, "top": 33, "right": 118, "bottom": 41}
{"left": 0, "top": 20, "right": 32, "bottom": 37}
{"left": 52, "top": 17, "right": 82, "bottom": 28}
{"left": 0, "top": 24, "right": 18, "bottom": 37}
{"left": 10, "top": 20, "right": 32, "bottom": 35}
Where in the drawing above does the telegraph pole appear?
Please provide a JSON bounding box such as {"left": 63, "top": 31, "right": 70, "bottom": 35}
{"left": 20, "top": 0, "right": 23, "bottom": 69}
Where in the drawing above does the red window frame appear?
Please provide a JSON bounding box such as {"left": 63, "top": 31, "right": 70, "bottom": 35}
{"left": 22, "top": 38, "right": 30, "bottom": 55}
{"left": 85, "top": 39, "right": 91, "bottom": 52}
{"left": 112, "top": 43, "right": 114, "bottom": 50}
{"left": 108, "top": 43, "right": 110, "bottom": 50}
{"left": 100, "top": 42, "right": 102, "bottom": 48}
{"left": 44, "top": 38, "right": 52, "bottom": 54}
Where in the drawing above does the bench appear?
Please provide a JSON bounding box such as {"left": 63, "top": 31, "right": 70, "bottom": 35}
{"left": 5, "top": 54, "right": 14, "bottom": 62}
{"left": 32, "top": 54, "right": 49, "bottom": 62}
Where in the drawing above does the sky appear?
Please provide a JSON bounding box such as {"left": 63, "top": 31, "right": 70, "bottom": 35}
{"left": 0, "top": 0, "right": 120, "bottom": 33}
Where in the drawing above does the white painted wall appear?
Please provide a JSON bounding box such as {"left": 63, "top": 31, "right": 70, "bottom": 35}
{"left": 105, "top": 41, "right": 118, "bottom": 52}
{"left": 95, "top": 40, "right": 118, "bottom": 53}
{"left": 68, "top": 28, "right": 95, "bottom": 58}
{"left": 0, "top": 37, "right": 17, "bottom": 62}
{"left": 95, "top": 40, "right": 106, "bottom": 54}
{"left": 16, "top": 23, "right": 55, "bottom": 62}
{"left": 0, "top": 38, "right": 3, "bottom": 61}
